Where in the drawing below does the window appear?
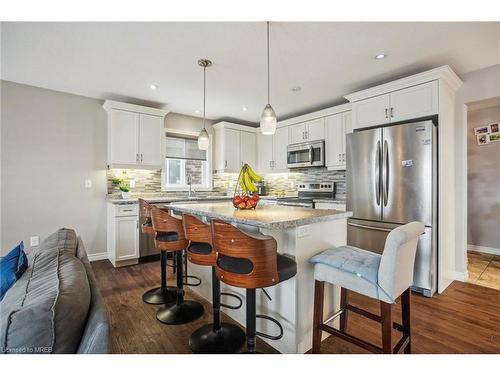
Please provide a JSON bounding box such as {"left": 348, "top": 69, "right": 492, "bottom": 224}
{"left": 163, "top": 132, "right": 210, "bottom": 190}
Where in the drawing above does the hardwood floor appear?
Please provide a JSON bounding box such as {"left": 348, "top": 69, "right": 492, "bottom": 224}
{"left": 467, "top": 251, "right": 500, "bottom": 291}
{"left": 92, "top": 259, "right": 500, "bottom": 354}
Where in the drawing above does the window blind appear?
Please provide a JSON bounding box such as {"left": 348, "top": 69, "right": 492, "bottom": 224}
{"left": 165, "top": 134, "right": 207, "bottom": 161}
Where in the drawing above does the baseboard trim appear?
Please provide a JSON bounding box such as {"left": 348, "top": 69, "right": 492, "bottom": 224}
{"left": 468, "top": 244, "right": 500, "bottom": 256}
{"left": 451, "top": 270, "right": 469, "bottom": 282}
{"left": 88, "top": 252, "right": 108, "bottom": 262}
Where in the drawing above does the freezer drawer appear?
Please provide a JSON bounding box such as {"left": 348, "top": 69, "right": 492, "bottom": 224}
{"left": 347, "top": 219, "right": 435, "bottom": 295}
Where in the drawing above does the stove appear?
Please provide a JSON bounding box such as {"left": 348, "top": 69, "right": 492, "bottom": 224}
{"left": 276, "top": 181, "right": 335, "bottom": 208}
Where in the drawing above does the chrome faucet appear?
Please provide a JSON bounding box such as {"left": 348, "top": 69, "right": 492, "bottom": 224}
{"left": 187, "top": 174, "right": 194, "bottom": 197}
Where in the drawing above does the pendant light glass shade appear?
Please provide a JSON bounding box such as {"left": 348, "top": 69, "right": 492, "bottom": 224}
{"left": 260, "top": 104, "right": 277, "bottom": 135}
{"left": 197, "top": 58, "right": 212, "bottom": 150}
{"left": 260, "top": 21, "right": 277, "bottom": 135}
{"left": 197, "top": 128, "right": 209, "bottom": 150}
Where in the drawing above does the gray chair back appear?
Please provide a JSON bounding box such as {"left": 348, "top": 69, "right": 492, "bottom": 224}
{"left": 377, "top": 222, "right": 425, "bottom": 301}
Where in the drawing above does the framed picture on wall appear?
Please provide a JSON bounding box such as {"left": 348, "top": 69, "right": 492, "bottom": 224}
{"left": 489, "top": 133, "right": 500, "bottom": 143}
{"left": 474, "top": 125, "right": 489, "bottom": 135}
{"left": 488, "top": 122, "right": 499, "bottom": 134}
{"left": 477, "top": 134, "right": 489, "bottom": 145}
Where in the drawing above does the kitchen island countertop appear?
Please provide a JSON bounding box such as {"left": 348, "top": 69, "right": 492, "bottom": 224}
{"left": 164, "top": 201, "right": 351, "bottom": 229}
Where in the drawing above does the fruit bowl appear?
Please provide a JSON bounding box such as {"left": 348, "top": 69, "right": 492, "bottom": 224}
{"left": 232, "top": 164, "right": 262, "bottom": 210}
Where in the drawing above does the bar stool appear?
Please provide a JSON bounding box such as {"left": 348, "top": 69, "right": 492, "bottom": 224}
{"left": 139, "top": 199, "right": 177, "bottom": 305}
{"left": 151, "top": 207, "right": 204, "bottom": 325}
{"left": 211, "top": 219, "right": 297, "bottom": 353}
{"left": 182, "top": 214, "right": 246, "bottom": 353}
{"left": 309, "top": 221, "right": 424, "bottom": 354}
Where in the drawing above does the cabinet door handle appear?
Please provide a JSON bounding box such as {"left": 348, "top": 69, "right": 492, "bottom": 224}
{"left": 225, "top": 160, "right": 228, "bottom": 168}
{"left": 385, "top": 108, "right": 388, "bottom": 119}
{"left": 140, "top": 154, "right": 143, "bottom": 162}
{"left": 305, "top": 131, "right": 308, "bottom": 139}
{"left": 136, "top": 153, "right": 139, "bottom": 162}
{"left": 390, "top": 107, "right": 394, "bottom": 118}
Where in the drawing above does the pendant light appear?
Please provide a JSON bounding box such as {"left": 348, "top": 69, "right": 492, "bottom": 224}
{"left": 197, "top": 58, "right": 212, "bottom": 150}
{"left": 260, "top": 21, "right": 277, "bottom": 135}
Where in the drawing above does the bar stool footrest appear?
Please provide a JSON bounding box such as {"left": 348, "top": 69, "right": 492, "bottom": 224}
{"left": 220, "top": 292, "right": 243, "bottom": 310}
{"left": 183, "top": 275, "right": 202, "bottom": 286}
{"left": 255, "top": 314, "right": 284, "bottom": 340}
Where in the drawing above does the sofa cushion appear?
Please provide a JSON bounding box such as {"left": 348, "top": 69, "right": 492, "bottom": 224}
{"left": 0, "top": 244, "right": 91, "bottom": 354}
{"left": 38, "top": 228, "right": 78, "bottom": 256}
{"left": 0, "top": 242, "right": 28, "bottom": 300}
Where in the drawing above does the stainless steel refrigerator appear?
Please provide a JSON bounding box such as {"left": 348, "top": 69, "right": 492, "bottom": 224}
{"left": 346, "top": 120, "right": 437, "bottom": 297}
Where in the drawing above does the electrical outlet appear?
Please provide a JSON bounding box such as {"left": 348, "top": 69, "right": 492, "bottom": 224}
{"left": 85, "top": 179, "right": 92, "bottom": 188}
{"left": 30, "top": 236, "right": 39, "bottom": 247}
{"left": 129, "top": 180, "right": 136, "bottom": 188}
{"left": 297, "top": 225, "right": 311, "bottom": 238}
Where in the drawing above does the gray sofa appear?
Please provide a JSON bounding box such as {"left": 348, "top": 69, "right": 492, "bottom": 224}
{"left": 0, "top": 228, "right": 110, "bottom": 354}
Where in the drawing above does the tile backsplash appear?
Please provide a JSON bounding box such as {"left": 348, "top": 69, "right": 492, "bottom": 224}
{"left": 107, "top": 167, "right": 346, "bottom": 200}
{"left": 213, "top": 167, "right": 346, "bottom": 200}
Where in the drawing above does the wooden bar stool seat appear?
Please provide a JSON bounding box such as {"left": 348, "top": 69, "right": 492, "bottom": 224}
{"left": 183, "top": 214, "right": 245, "bottom": 354}
{"left": 309, "top": 222, "right": 424, "bottom": 354}
{"left": 151, "top": 207, "right": 204, "bottom": 325}
{"left": 139, "top": 199, "right": 177, "bottom": 305}
{"left": 212, "top": 219, "right": 297, "bottom": 353}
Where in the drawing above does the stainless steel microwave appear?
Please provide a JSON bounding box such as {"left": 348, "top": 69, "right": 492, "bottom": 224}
{"left": 287, "top": 140, "right": 325, "bottom": 168}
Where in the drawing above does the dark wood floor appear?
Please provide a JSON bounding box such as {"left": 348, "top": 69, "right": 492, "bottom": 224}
{"left": 92, "top": 259, "right": 500, "bottom": 354}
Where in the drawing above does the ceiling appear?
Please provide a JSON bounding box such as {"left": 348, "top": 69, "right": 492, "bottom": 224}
{"left": 2, "top": 22, "right": 500, "bottom": 124}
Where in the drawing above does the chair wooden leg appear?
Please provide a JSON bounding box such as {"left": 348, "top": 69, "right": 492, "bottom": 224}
{"left": 401, "top": 288, "right": 412, "bottom": 354}
{"left": 380, "top": 301, "right": 392, "bottom": 353}
{"left": 312, "top": 280, "right": 325, "bottom": 353}
{"left": 340, "top": 287, "right": 348, "bottom": 333}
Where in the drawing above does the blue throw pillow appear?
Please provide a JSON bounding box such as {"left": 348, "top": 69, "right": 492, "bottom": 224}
{"left": 0, "top": 241, "right": 28, "bottom": 300}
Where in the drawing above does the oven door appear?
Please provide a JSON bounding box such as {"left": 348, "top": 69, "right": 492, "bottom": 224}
{"left": 287, "top": 141, "right": 324, "bottom": 168}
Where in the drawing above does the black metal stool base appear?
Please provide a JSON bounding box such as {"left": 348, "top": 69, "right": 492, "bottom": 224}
{"left": 142, "top": 286, "right": 177, "bottom": 305}
{"left": 156, "top": 300, "right": 204, "bottom": 325}
{"left": 189, "top": 323, "right": 246, "bottom": 353}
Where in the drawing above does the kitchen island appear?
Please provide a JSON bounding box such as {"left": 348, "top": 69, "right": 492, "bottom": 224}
{"left": 164, "top": 201, "right": 352, "bottom": 354}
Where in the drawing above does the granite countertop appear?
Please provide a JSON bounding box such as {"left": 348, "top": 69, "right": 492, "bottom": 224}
{"left": 107, "top": 195, "right": 232, "bottom": 205}
{"left": 259, "top": 196, "right": 346, "bottom": 205}
{"left": 163, "top": 201, "right": 352, "bottom": 230}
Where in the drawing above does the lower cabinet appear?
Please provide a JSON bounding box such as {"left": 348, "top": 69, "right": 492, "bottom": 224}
{"left": 315, "top": 202, "right": 346, "bottom": 211}
{"left": 107, "top": 203, "right": 139, "bottom": 267}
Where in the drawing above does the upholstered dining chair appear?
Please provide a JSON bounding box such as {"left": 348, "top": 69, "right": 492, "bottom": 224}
{"left": 309, "top": 221, "right": 424, "bottom": 354}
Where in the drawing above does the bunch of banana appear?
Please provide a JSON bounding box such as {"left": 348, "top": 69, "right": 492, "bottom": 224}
{"left": 238, "top": 164, "right": 262, "bottom": 193}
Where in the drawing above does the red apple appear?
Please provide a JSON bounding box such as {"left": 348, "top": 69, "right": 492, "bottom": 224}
{"left": 242, "top": 195, "right": 250, "bottom": 202}
{"left": 233, "top": 195, "right": 242, "bottom": 205}
{"left": 246, "top": 200, "right": 254, "bottom": 208}
{"left": 238, "top": 202, "right": 246, "bottom": 209}
{"left": 252, "top": 194, "right": 260, "bottom": 202}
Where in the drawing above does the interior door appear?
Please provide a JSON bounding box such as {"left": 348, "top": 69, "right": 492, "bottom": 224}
{"left": 346, "top": 127, "right": 382, "bottom": 221}
{"left": 382, "top": 121, "right": 434, "bottom": 226}
{"left": 139, "top": 114, "right": 163, "bottom": 167}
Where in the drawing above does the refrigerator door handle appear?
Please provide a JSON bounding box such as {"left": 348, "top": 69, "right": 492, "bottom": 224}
{"left": 375, "top": 140, "right": 381, "bottom": 206}
{"left": 348, "top": 222, "right": 393, "bottom": 232}
{"left": 383, "top": 139, "right": 389, "bottom": 206}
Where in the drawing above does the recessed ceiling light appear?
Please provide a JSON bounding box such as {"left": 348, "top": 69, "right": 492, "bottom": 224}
{"left": 374, "top": 54, "right": 386, "bottom": 60}
{"left": 150, "top": 83, "right": 158, "bottom": 90}
{"left": 242, "top": 107, "right": 248, "bottom": 111}
{"left": 291, "top": 86, "right": 302, "bottom": 92}
{"left": 195, "top": 109, "right": 201, "bottom": 114}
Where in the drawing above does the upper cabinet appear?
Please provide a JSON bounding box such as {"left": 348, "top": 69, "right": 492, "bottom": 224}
{"left": 213, "top": 122, "right": 257, "bottom": 173}
{"left": 325, "top": 111, "right": 352, "bottom": 170}
{"left": 257, "top": 126, "right": 289, "bottom": 173}
{"left": 288, "top": 118, "right": 325, "bottom": 144}
{"left": 350, "top": 81, "right": 438, "bottom": 130}
{"left": 103, "top": 101, "right": 168, "bottom": 169}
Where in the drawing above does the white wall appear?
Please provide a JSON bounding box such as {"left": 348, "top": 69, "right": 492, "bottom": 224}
{"left": 1, "top": 81, "right": 215, "bottom": 255}
{"left": 454, "top": 64, "right": 500, "bottom": 277}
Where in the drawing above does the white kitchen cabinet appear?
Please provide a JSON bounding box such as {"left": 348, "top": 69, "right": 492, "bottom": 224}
{"left": 240, "top": 130, "right": 256, "bottom": 168}
{"left": 104, "top": 101, "right": 168, "bottom": 169}
{"left": 306, "top": 118, "right": 325, "bottom": 141}
{"left": 288, "top": 118, "right": 325, "bottom": 144}
{"left": 326, "top": 111, "right": 352, "bottom": 170}
{"left": 109, "top": 110, "right": 140, "bottom": 165}
{"left": 107, "top": 203, "right": 139, "bottom": 267}
{"left": 351, "top": 94, "right": 390, "bottom": 129}
{"left": 139, "top": 114, "right": 163, "bottom": 167}
{"left": 289, "top": 122, "right": 306, "bottom": 144}
{"left": 273, "top": 126, "right": 289, "bottom": 171}
{"left": 389, "top": 81, "right": 438, "bottom": 123}
{"left": 213, "top": 122, "right": 258, "bottom": 173}
{"left": 350, "top": 81, "right": 438, "bottom": 130}
{"left": 257, "top": 131, "right": 274, "bottom": 173}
